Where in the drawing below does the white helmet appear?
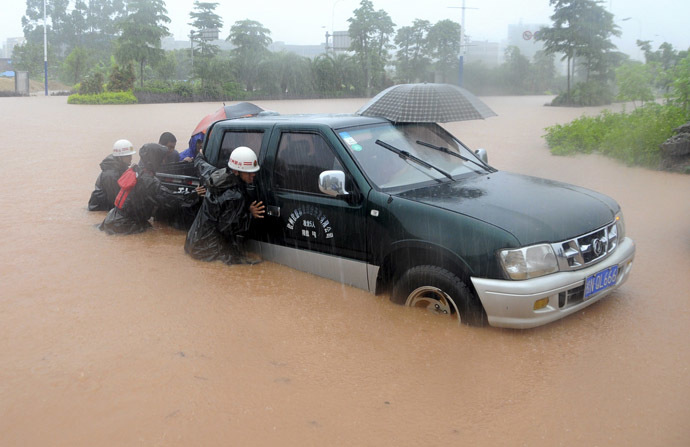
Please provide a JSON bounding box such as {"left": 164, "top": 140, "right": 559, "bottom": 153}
{"left": 228, "top": 146, "right": 260, "bottom": 172}
{"left": 112, "top": 139, "right": 136, "bottom": 157}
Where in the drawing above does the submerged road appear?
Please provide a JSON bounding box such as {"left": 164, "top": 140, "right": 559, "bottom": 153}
{"left": 0, "top": 95, "right": 688, "bottom": 446}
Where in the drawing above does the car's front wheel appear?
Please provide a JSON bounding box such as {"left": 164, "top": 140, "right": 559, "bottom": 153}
{"left": 391, "top": 265, "right": 486, "bottom": 327}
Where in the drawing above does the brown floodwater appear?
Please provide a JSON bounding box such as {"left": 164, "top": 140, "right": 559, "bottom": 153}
{"left": 1, "top": 95, "right": 688, "bottom": 446}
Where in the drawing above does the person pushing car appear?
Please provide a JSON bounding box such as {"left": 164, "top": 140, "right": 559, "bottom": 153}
{"left": 88, "top": 139, "right": 135, "bottom": 211}
{"left": 184, "top": 146, "right": 265, "bottom": 264}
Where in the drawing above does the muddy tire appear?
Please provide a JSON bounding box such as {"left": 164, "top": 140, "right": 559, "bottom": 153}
{"left": 391, "top": 265, "right": 486, "bottom": 327}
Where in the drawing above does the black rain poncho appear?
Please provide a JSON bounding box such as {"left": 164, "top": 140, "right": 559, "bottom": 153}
{"left": 99, "top": 144, "right": 197, "bottom": 235}
{"left": 153, "top": 153, "right": 217, "bottom": 231}
{"left": 88, "top": 154, "right": 129, "bottom": 211}
{"left": 184, "top": 168, "right": 255, "bottom": 264}
{"left": 194, "top": 153, "right": 218, "bottom": 186}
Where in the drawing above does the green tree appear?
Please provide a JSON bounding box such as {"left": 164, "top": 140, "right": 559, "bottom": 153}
{"left": 669, "top": 55, "right": 690, "bottom": 112}
{"left": 499, "top": 46, "right": 531, "bottom": 94}
{"left": 189, "top": 2, "right": 223, "bottom": 58}
{"left": 637, "top": 41, "right": 685, "bottom": 93}
{"left": 12, "top": 41, "right": 56, "bottom": 79}
{"left": 312, "top": 53, "right": 360, "bottom": 95}
{"left": 62, "top": 46, "right": 90, "bottom": 84}
{"left": 531, "top": 50, "right": 558, "bottom": 93}
{"left": 258, "top": 51, "right": 314, "bottom": 96}
{"left": 228, "top": 19, "right": 272, "bottom": 92}
{"left": 188, "top": 2, "right": 223, "bottom": 86}
{"left": 151, "top": 51, "right": 179, "bottom": 82}
{"left": 114, "top": 0, "right": 170, "bottom": 87}
{"left": 537, "top": 0, "right": 620, "bottom": 101}
{"left": 427, "top": 19, "right": 461, "bottom": 83}
{"left": 615, "top": 62, "right": 654, "bottom": 108}
{"left": 348, "top": 0, "right": 395, "bottom": 95}
{"left": 394, "top": 19, "right": 431, "bottom": 83}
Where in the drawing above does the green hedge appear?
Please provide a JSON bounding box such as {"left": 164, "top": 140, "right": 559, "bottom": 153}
{"left": 67, "top": 91, "right": 138, "bottom": 104}
{"left": 544, "top": 103, "right": 689, "bottom": 167}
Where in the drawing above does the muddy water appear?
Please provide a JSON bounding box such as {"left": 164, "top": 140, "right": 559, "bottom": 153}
{"left": 0, "top": 96, "right": 688, "bottom": 446}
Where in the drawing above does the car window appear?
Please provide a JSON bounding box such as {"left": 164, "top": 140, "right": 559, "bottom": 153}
{"left": 219, "top": 131, "right": 264, "bottom": 168}
{"left": 273, "top": 132, "right": 344, "bottom": 194}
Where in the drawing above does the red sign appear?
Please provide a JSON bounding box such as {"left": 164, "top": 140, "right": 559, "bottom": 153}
{"left": 523, "top": 30, "right": 533, "bottom": 40}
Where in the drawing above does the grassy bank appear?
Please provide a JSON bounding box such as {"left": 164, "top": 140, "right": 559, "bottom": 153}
{"left": 544, "top": 103, "right": 689, "bottom": 168}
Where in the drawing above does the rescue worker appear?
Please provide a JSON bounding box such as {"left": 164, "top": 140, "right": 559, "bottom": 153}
{"left": 154, "top": 133, "right": 208, "bottom": 231}
{"left": 99, "top": 143, "right": 200, "bottom": 235}
{"left": 184, "top": 146, "right": 265, "bottom": 264}
{"left": 88, "top": 139, "right": 135, "bottom": 211}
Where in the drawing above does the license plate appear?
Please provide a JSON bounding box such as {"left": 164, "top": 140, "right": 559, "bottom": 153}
{"left": 584, "top": 265, "right": 619, "bottom": 299}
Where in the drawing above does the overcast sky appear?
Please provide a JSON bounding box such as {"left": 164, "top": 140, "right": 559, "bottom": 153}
{"left": 2, "top": 0, "right": 688, "bottom": 59}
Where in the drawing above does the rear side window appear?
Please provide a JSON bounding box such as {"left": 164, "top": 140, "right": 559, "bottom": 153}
{"left": 219, "top": 131, "right": 264, "bottom": 167}
{"left": 273, "top": 132, "right": 343, "bottom": 194}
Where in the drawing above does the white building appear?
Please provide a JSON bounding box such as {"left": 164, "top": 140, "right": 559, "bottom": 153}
{"left": 3, "top": 37, "right": 26, "bottom": 58}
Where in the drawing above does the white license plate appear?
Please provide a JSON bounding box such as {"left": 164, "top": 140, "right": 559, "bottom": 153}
{"left": 584, "top": 265, "right": 619, "bottom": 299}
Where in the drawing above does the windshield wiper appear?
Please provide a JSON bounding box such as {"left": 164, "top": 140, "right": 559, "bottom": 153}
{"left": 375, "top": 139, "right": 455, "bottom": 182}
{"left": 415, "top": 140, "right": 496, "bottom": 173}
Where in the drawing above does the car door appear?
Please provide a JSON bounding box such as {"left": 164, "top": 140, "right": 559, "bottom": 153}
{"left": 259, "top": 127, "right": 369, "bottom": 262}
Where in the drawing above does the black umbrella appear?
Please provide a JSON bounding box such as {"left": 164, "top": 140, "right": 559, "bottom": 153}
{"left": 356, "top": 83, "right": 497, "bottom": 123}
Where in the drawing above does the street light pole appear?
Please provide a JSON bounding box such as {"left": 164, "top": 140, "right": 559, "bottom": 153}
{"left": 332, "top": 0, "right": 344, "bottom": 55}
{"left": 43, "top": 0, "right": 48, "bottom": 96}
{"left": 450, "top": 1, "right": 475, "bottom": 86}
{"left": 459, "top": 0, "right": 465, "bottom": 87}
{"left": 190, "top": 32, "right": 194, "bottom": 70}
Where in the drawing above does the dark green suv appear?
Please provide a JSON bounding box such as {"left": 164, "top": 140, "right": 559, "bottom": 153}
{"left": 183, "top": 113, "right": 635, "bottom": 328}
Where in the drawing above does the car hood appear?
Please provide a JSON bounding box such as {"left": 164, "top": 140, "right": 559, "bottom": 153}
{"left": 394, "top": 171, "right": 619, "bottom": 245}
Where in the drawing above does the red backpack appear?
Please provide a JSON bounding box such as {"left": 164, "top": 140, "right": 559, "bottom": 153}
{"left": 114, "top": 168, "right": 138, "bottom": 209}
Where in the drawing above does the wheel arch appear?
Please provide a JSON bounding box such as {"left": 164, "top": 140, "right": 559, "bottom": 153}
{"left": 374, "top": 240, "right": 476, "bottom": 295}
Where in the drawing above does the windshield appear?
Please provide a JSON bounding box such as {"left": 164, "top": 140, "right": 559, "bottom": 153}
{"left": 337, "top": 122, "right": 486, "bottom": 190}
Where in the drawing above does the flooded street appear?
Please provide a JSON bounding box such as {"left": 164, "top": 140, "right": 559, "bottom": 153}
{"left": 1, "top": 95, "right": 688, "bottom": 446}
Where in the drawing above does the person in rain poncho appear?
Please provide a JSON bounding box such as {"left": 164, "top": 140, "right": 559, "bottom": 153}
{"left": 88, "top": 139, "right": 135, "bottom": 211}
{"left": 153, "top": 132, "right": 209, "bottom": 231}
{"left": 184, "top": 146, "right": 266, "bottom": 265}
{"left": 179, "top": 132, "right": 204, "bottom": 162}
{"left": 99, "top": 143, "right": 201, "bottom": 235}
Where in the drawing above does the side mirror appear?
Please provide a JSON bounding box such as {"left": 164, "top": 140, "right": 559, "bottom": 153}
{"left": 475, "top": 148, "right": 488, "bottom": 164}
{"left": 319, "top": 170, "right": 349, "bottom": 197}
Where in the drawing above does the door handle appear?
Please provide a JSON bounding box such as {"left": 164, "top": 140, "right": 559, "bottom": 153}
{"left": 266, "top": 205, "right": 280, "bottom": 217}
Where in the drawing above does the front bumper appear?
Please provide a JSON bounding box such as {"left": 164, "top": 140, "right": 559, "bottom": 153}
{"left": 471, "top": 237, "right": 636, "bottom": 329}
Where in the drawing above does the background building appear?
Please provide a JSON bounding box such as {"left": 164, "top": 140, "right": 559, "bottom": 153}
{"left": 465, "top": 39, "right": 500, "bottom": 67}
{"left": 3, "top": 37, "right": 25, "bottom": 58}
{"left": 506, "top": 22, "right": 546, "bottom": 60}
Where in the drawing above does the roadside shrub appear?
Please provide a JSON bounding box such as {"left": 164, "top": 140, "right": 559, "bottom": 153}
{"left": 551, "top": 81, "right": 614, "bottom": 107}
{"left": 68, "top": 91, "right": 137, "bottom": 104}
{"left": 222, "top": 81, "right": 244, "bottom": 99}
{"left": 108, "top": 63, "right": 135, "bottom": 92}
{"left": 0, "top": 90, "right": 28, "bottom": 97}
{"left": 544, "top": 103, "right": 689, "bottom": 167}
{"left": 173, "top": 82, "right": 193, "bottom": 97}
{"left": 197, "top": 83, "right": 223, "bottom": 99}
{"left": 79, "top": 72, "right": 104, "bottom": 95}
{"left": 136, "top": 79, "right": 176, "bottom": 94}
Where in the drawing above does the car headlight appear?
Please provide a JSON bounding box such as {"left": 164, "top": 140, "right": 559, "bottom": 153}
{"left": 615, "top": 210, "right": 626, "bottom": 240}
{"left": 499, "top": 244, "right": 559, "bottom": 280}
